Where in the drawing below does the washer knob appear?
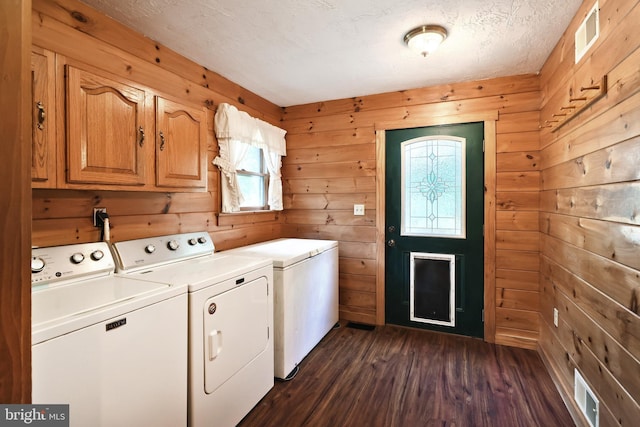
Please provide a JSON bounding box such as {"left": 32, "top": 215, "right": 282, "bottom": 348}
{"left": 91, "top": 250, "right": 104, "bottom": 261}
{"left": 70, "top": 252, "right": 85, "bottom": 264}
{"left": 188, "top": 238, "right": 197, "bottom": 246}
{"left": 198, "top": 236, "right": 207, "bottom": 244}
{"left": 167, "top": 240, "right": 180, "bottom": 251}
{"left": 31, "top": 257, "right": 46, "bottom": 273}
{"left": 145, "top": 244, "right": 156, "bottom": 254}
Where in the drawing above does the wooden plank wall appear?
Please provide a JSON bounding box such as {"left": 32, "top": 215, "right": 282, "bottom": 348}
{"left": 537, "top": 0, "right": 640, "bottom": 425}
{"left": 31, "top": 0, "right": 284, "bottom": 250}
{"left": 0, "top": 0, "right": 32, "bottom": 403}
{"left": 280, "top": 75, "right": 542, "bottom": 348}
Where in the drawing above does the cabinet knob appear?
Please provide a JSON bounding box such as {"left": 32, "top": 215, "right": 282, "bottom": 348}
{"left": 159, "top": 130, "right": 166, "bottom": 151}
{"left": 138, "top": 126, "right": 145, "bottom": 147}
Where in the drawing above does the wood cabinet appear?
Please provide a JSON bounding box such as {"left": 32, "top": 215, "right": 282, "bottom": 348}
{"left": 65, "top": 64, "right": 147, "bottom": 187}
{"left": 58, "top": 60, "right": 207, "bottom": 191}
{"left": 155, "top": 97, "right": 207, "bottom": 188}
{"left": 31, "top": 47, "right": 56, "bottom": 188}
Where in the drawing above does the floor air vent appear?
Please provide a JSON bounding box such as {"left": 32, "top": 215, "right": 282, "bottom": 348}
{"left": 346, "top": 322, "right": 375, "bottom": 331}
{"left": 574, "top": 369, "right": 599, "bottom": 427}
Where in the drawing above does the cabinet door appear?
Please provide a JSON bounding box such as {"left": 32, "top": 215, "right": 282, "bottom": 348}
{"left": 155, "top": 97, "right": 207, "bottom": 189}
{"left": 31, "top": 47, "right": 56, "bottom": 188}
{"left": 66, "top": 65, "right": 146, "bottom": 186}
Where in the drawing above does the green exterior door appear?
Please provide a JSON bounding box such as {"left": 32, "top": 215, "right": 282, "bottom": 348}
{"left": 385, "top": 122, "right": 484, "bottom": 338}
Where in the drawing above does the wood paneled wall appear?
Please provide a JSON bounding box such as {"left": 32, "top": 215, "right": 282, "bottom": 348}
{"left": 31, "top": 0, "right": 284, "bottom": 250}
{"left": 280, "top": 75, "right": 542, "bottom": 347}
{"left": 28, "top": 6, "right": 640, "bottom": 417}
{"left": 0, "top": 0, "right": 32, "bottom": 403}
{"left": 538, "top": 0, "right": 640, "bottom": 425}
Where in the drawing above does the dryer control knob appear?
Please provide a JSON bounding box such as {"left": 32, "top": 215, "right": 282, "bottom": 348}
{"left": 188, "top": 238, "right": 197, "bottom": 246}
{"left": 31, "top": 257, "right": 46, "bottom": 273}
{"left": 167, "top": 240, "right": 180, "bottom": 251}
{"left": 91, "top": 250, "right": 104, "bottom": 261}
{"left": 70, "top": 252, "right": 85, "bottom": 264}
{"left": 198, "top": 236, "right": 207, "bottom": 244}
{"left": 145, "top": 244, "right": 156, "bottom": 254}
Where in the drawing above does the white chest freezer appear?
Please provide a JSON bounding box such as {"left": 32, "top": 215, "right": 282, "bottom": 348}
{"left": 226, "top": 238, "right": 338, "bottom": 379}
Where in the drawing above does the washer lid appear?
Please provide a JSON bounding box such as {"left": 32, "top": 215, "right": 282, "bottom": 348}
{"left": 32, "top": 275, "right": 184, "bottom": 345}
{"left": 227, "top": 238, "right": 338, "bottom": 268}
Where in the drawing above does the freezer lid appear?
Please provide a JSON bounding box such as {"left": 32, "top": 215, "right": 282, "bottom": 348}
{"left": 226, "top": 238, "right": 337, "bottom": 268}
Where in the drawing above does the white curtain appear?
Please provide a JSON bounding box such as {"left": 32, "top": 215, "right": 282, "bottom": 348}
{"left": 213, "top": 103, "right": 287, "bottom": 212}
{"left": 212, "top": 138, "right": 251, "bottom": 212}
{"left": 263, "top": 150, "right": 283, "bottom": 210}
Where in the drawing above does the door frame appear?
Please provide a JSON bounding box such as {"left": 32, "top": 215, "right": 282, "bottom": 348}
{"left": 375, "top": 111, "right": 498, "bottom": 342}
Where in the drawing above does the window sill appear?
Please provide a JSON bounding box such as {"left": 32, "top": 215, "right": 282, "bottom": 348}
{"left": 217, "top": 210, "right": 280, "bottom": 227}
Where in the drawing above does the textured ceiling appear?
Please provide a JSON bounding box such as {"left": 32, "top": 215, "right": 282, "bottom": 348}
{"left": 79, "top": 0, "right": 583, "bottom": 107}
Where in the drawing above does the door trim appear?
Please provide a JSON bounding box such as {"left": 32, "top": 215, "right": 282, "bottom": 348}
{"left": 375, "top": 111, "right": 497, "bottom": 343}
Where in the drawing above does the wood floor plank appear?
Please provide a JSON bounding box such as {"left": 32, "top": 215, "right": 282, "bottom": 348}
{"left": 239, "top": 324, "right": 574, "bottom": 427}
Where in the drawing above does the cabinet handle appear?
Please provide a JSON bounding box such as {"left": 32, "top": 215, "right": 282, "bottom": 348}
{"left": 138, "top": 126, "right": 145, "bottom": 147}
{"left": 36, "top": 101, "right": 46, "bottom": 130}
{"left": 159, "top": 130, "right": 165, "bottom": 151}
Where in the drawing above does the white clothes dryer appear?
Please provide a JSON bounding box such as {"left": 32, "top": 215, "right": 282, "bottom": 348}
{"left": 112, "top": 232, "right": 273, "bottom": 427}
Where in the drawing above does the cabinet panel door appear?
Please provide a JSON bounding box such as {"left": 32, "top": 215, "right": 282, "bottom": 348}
{"left": 31, "top": 47, "right": 56, "bottom": 188}
{"left": 155, "top": 97, "right": 207, "bottom": 189}
{"left": 66, "top": 65, "right": 146, "bottom": 186}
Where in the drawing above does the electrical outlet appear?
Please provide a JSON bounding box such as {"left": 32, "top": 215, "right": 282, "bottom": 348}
{"left": 353, "top": 204, "right": 365, "bottom": 216}
{"left": 553, "top": 307, "right": 559, "bottom": 327}
{"left": 93, "top": 208, "right": 107, "bottom": 226}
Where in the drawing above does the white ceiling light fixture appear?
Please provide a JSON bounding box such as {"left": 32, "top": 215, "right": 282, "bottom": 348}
{"left": 404, "top": 25, "right": 448, "bottom": 57}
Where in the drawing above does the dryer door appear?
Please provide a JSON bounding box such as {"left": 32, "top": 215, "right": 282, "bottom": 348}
{"left": 203, "top": 276, "right": 269, "bottom": 394}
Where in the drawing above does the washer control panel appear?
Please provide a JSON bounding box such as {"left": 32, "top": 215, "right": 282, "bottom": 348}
{"left": 112, "top": 231, "right": 215, "bottom": 272}
{"left": 31, "top": 242, "right": 115, "bottom": 286}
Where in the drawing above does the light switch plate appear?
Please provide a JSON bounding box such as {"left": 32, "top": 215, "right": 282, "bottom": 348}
{"left": 354, "top": 204, "right": 365, "bottom": 216}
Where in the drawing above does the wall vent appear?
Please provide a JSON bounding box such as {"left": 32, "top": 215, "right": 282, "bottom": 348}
{"left": 574, "top": 369, "right": 599, "bottom": 427}
{"left": 575, "top": 2, "right": 599, "bottom": 63}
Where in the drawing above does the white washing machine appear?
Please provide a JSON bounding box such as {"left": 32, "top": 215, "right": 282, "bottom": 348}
{"left": 225, "top": 238, "right": 338, "bottom": 379}
{"left": 111, "top": 232, "right": 274, "bottom": 427}
{"left": 31, "top": 241, "right": 188, "bottom": 427}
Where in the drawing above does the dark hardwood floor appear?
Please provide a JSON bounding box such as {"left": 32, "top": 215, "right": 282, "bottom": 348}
{"left": 239, "top": 323, "right": 575, "bottom": 427}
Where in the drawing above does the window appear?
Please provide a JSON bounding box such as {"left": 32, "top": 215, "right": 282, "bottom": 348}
{"left": 213, "top": 103, "right": 286, "bottom": 213}
{"left": 236, "top": 145, "right": 269, "bottom": 210}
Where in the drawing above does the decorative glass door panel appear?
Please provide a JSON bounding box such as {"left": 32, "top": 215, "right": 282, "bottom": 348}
{"left": 401, "top": 137, "right": 465, "bottom": 238}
